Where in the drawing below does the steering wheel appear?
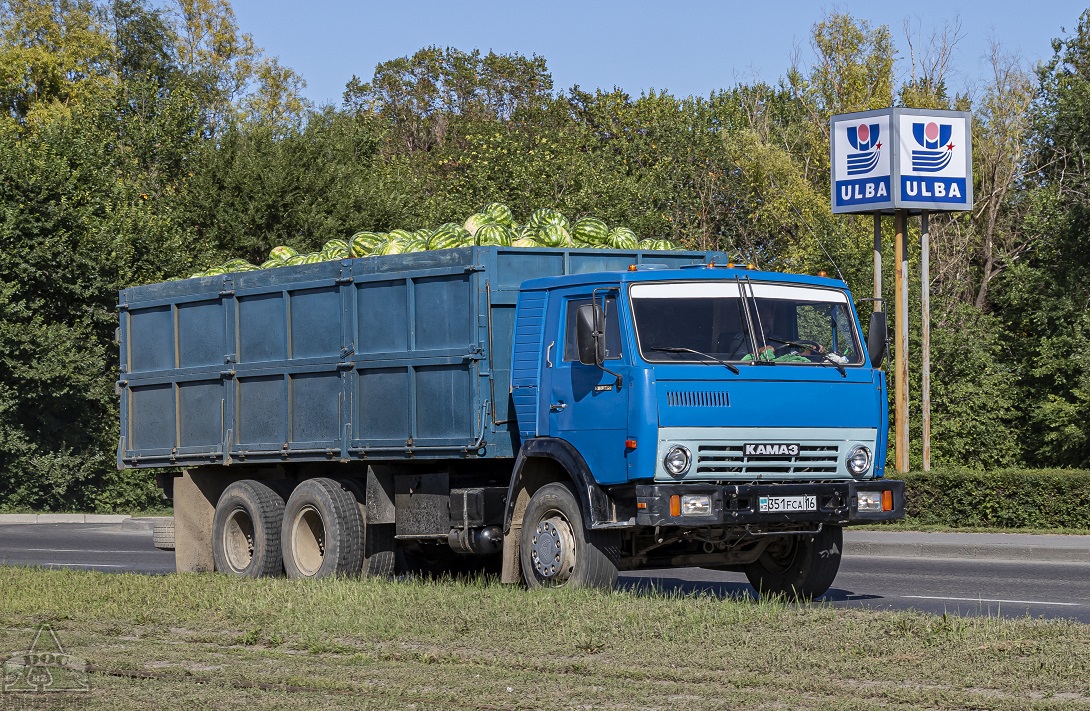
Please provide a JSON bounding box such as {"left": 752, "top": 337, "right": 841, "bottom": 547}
{"left": 772, "top": 339, "right": 824, "bottom": 356}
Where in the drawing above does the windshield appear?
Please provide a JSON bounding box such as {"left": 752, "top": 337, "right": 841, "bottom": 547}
{"left": 630, "top": 281, "right": 864, "bottom": 366}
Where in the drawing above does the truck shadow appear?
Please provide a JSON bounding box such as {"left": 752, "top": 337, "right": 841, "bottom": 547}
{"left": 618, "top": 574, "right": 882, "bottom": 603}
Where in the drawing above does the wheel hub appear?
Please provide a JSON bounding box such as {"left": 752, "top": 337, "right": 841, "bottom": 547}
{"left": 530, "top": 516, "right": 576, "bottom": 582}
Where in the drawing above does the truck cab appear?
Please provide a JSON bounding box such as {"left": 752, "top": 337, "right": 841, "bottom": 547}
{"left": 505, "top": 263, "right": 903, "bottom": 597}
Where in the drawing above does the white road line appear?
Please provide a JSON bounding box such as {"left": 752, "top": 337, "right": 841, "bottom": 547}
{"left": 20, "top": 548, "right": 148, "bottom": 554}
{"left": 902, "top": 595, "right": 1079, "bottom": 607}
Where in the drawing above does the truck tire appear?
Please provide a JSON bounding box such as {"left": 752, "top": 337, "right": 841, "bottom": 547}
{"left": 519, "top": 482, "right": 620, "bottom": 590}
{"left": 152, "top": 518, "right": 175, "bottom": 551}
{"left": 282, "top": 477, "right": 364, "bottom": 579}
{"left": 337, "top": 477, "right": 395, "bottom": 578}
{"left": 212, "top": 480, "right": 285, "bottom": 578}
{"left": 744, "top": 525, "right": 843, "bottom": 600}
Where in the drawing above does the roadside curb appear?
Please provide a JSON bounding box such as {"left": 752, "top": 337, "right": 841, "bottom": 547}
{"left": 844, "top": 531, "right": 1090, "bottom": 564}
{"left": 122, "top": 517, "right": 170, "bottom": 532}
{"left": 0, "top": 514, "right": 132, "bottom": 524}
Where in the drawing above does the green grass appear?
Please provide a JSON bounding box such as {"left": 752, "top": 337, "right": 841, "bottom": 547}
{"left": 1, "top": 567, "right": 1089, "bottom": 709}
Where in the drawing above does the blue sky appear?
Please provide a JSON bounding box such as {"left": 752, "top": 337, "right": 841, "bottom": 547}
{"left": 227, "top": 1, "right": 1087, "bottom": 107}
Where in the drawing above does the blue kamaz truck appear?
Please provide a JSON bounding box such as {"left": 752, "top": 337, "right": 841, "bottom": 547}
{"left": 118, "top": 246, "right": 903, "bottom": 598}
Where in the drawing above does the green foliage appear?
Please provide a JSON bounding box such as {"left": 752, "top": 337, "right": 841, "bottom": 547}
{"left": 901, "top": 468, "right": 1090, "bottom": 529}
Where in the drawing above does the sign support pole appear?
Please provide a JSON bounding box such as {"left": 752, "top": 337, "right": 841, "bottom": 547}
{"left": 894, "top": 209, "right": 910, "bottom": 473}
{"left": 921, "top": 212, "right": 931, "bottom": 471}
{"left": 873, "top": 214, "right": 882, "bottom": 311}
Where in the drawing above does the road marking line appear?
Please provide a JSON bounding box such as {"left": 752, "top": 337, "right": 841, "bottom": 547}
{"left": 21, "top": 549, "right": 149, "bottom": 554}
{"left": 902, "top": 595, "right": 1079, "bottom": 607}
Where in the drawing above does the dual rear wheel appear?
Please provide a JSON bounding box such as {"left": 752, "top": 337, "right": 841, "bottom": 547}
{"left": 211, "top": 477, "right": 394, "bottom": 579}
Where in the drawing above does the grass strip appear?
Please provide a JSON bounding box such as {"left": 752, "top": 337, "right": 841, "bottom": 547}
{"left": 1, "top": 566, "right": 1089, "bottom": 709}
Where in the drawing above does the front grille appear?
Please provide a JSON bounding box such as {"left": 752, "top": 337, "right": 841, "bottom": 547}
{"left": 696, "top": 444, "right": 840, "bottom": 476}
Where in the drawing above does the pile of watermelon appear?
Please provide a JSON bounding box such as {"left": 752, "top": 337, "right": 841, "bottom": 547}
{"left": 190, "top": 204, "right": 678, "bottom": 278}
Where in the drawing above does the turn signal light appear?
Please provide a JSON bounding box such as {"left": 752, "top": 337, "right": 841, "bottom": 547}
{"left": 628, "top": 264, "right": 638, "bottom": 271}
{"left": 669, "top": 495, "right": 681, "bottom": 517}
{"left": 625, "top": 438, "right": 638, "bottom": 450}
{"left": 818, "top": 270, "right": 827, "bottom": 277}
{"left": 882, "top": 490, "right": 893, "bottom": 511}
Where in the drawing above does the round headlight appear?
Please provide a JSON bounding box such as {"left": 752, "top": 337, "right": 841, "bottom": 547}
{"left": 847, "top": 445, "right": 872, "bottom": 475}
{"left": 663, "top": 445, "right": 691, "bottom": 476}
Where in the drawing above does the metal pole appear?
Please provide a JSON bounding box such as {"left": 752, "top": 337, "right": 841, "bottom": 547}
{"left": 873, "top": 213, "right": 882, "bottom": 312}
{"left": 894, "top": 209, "right": 910, "bottom": 473}
{"left": 921, "top": 212, "right": 931, "bottom": 472}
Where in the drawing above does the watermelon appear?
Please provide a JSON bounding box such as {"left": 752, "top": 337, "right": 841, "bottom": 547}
{"left": 350, "top": 232, "right": 383, "bottom": 257}
{"left": 605, "top": 227, "right": 639, "bottom": 249}
{"left": 512, "top": 236, "right": 538, "bottom": 247}
{"left": 260, "top": 259, "right": 282, "bottom": 269}
{"left": 387, "top": 228, "right": 413, "bottom": 243}
{"left": 650, "top": 239, "right": 676, "bottom": 250}
{"left": 412, "top": 228, "right": 431, "bottom": 242}
{"left": 476, "top": 224, "right": 513, "bottom": 246}
{"left": 270, "top": 245, "right": 298, "bottom": 261}
{"left": 428, "top": 222, "right": 471, "bottom": 249}
{"left": 481, "top": 202, "right": 516, "bottom": 227}
{"left": 301, "top": 253, "right": 322, "bottom": 264}
{"left": 373, "top": 238, "right": 406, "bottom": 256}
{"left": 572, "top": 217, "right": 609, "bottom": 246}
{"left": 285, "top": 255, "right": 307, "bottom": 266}
{"left": 533, "top": 223, "right": 572, "bottom": 247}
{"left": 322, "top": 239, "right": 350, "bottom": 258}
{"left": 403, "top": 236, "right": 429, "bottom": 253}
{"left": 463, "top": 213, "right": 493, "bottom": 237}
{"left": 527, "top": 208, "right": 570, "bottom": 233}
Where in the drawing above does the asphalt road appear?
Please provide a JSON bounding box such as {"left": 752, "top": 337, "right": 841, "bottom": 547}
{"left": 2, "top": 523, "right": 1089, "bottom": 622}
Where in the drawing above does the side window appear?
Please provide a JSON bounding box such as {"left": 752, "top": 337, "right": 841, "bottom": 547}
{"left": 833, "top": 306, "right": 857, "bottom": 358}
{"left": 563, "top": 297, "right": 622, "bottom": 361}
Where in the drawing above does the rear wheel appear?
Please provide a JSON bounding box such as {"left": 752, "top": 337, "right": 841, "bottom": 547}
{"left": 519, "top": 482, "right": 619, "bottom": 590}
{"left": 212, "top": 480, "right": 285, "bottom": 578}
{"left": 281, "top": 478, "right": 364, "bottom": 579}
{"left": 744, "top": 525, "right": 843, "bottom": 600}
{"left": 337, "top": 477, "right": 395, "bottom": 578}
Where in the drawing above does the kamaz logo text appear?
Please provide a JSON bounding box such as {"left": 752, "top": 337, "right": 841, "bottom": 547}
{"left": 911, "top": 121, "right": 954, "bottom": 172}
{"left": 744, "top": 443, "right": 800, "bottom": 457}
{"left": 845, "top": 123, "right": 881, "bottom": 175}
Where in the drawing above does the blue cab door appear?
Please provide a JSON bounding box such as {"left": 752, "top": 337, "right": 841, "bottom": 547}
{"left": 540, "top": 290, "right": 631, "bottom": 485}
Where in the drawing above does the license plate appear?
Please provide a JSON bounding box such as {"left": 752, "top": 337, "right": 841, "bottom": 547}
{"left": 759, "top": 495, "right": 817, "bottom": 513}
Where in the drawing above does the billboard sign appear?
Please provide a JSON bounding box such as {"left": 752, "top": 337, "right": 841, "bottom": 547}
{"left": 831, "top": 109, "right": 893, "bottom": 212}
{"left": 831, "top": 108, "right": 972, "bottom": 214}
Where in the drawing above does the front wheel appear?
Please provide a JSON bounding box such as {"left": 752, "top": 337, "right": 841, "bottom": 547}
{"left": 744, "top": 525, "right": 843, "bottom": 600}
{"left": 519, "top": 482, "right": 620, "bottom": 590}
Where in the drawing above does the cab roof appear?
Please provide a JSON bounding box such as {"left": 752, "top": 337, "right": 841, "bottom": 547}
{"left": 519, "top": 264, "right": 849, "bottom": 292}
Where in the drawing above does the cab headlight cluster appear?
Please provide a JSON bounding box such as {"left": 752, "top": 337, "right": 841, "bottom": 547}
{"left": 663, "top": 445, "right": 691, "bottom": 476}
{"left": 847, "top": 444, "right": 872, "bottom": 475}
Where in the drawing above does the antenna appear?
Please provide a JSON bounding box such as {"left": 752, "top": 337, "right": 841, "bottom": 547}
{"left": 764, "top": 173, "right": 848, "bottom": 283}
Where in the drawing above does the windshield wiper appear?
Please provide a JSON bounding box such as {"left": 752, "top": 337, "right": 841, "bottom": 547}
{"left": 646, "top": 347, "right": 740, "bottom": 374}
{"left": 766, "top": 337, "right": 847, "bottom": 377}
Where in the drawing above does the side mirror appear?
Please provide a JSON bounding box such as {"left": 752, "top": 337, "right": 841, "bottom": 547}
{"left": 867, "top": 311, "right": 888, "bottom": 367}
{"left": 575, "top": 303, "right": 606, "bottom": 366}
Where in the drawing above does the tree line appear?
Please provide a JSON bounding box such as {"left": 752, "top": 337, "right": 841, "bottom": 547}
{"left": 1, "top": 1, "right": 1088, "bottom": 510}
